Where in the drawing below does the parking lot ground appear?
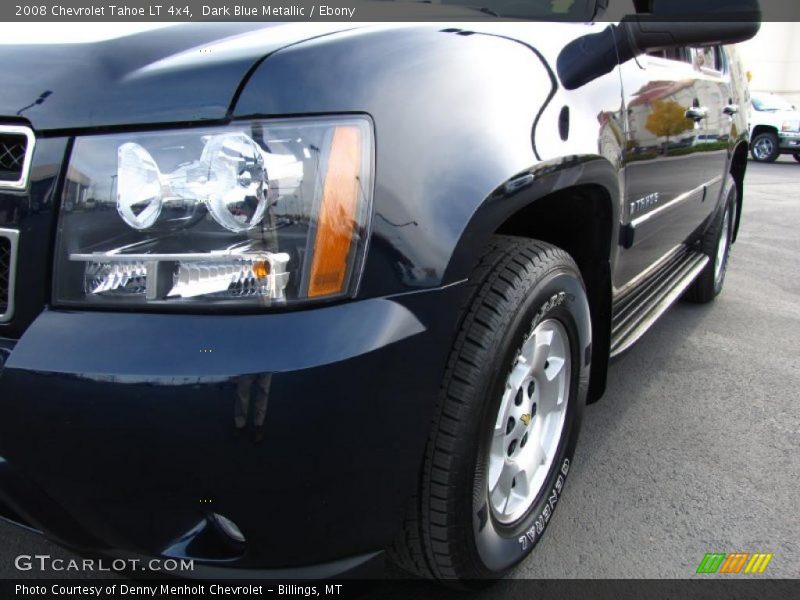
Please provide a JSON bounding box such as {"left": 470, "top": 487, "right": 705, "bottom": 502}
{"left": 0, "top": 159, "right": 798, "bottom": 584}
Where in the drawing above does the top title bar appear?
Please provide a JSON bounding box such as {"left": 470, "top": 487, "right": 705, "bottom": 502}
{"left": 1, "top": 1, "right": 799, "bottom": 23}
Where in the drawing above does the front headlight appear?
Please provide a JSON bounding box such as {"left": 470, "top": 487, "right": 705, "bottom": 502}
{"left": 781, "top": 120, "right": 800, "bottom": 132}
{"left": 54, "top": 117, "right": 373, "bottom": 308}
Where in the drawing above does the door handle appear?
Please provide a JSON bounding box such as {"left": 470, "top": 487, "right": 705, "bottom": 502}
{"left": 723, "top": 104, "right": 739, "bottom": 115}
{"left": 685, "top": 107, "right": 708, "bottom": 121}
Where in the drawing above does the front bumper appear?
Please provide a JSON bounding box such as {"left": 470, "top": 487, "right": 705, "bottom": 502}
{"left": 779, "top": 131, "right": 800, "bottom": 150}
{"left": 0, "top": 283, "right": 466, "bottom": 576}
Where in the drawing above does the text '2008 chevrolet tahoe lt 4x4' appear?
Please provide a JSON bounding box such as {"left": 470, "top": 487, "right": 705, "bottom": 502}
{"left": 0, "top": 0, "right": 760, "bottom": 586}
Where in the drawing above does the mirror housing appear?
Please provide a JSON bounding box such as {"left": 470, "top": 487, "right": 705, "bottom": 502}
{"left": 558, "top": 0, "right": 761, "bottom": 90}
{"left": 619, "top": 0, "right": 762, "bottom": 60}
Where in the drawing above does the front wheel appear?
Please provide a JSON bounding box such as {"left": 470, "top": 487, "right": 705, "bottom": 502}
{"left": 389, "top": 236, "right": 591, "bottom": 583}
{"left": 750, "top": 132, "right": 780, "bottom": 162}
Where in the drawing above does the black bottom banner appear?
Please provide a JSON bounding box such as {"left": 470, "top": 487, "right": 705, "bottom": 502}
{"left": 2, "top": 579, "right": 799, "bottom": 600}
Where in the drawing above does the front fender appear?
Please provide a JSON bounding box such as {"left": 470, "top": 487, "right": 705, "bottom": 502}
{"left": 234, "top": 25, "right": 554, "bottom": 298}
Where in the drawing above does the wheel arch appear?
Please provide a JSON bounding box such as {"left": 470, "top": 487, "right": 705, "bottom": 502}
{"left": 750, "top": 124, "right": 779, "bottom": 139}
{"left": 444, "top": 155, "right": 620, "bottom": 404}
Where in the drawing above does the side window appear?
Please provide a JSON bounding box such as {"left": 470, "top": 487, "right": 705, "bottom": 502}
{"left": 695, "top": 46, "right": 727, "bottom": 74}
{"left": 601, "top": 0, "right": 639, "bottom": 20}
{"left": 669, "top": 47, "right": 692, "bottom": 63}
{"left": 647, "top": 47, "right": 692, "bottom": 64}
{"left": 715, "top": 46, "right": 729, "bottom": 73}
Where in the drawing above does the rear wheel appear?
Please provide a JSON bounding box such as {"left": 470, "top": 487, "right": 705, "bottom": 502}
{"left": 750, "top": 132, "right": 780, "bottom": 162}
{"left": 389, "top": 236, "right": 591, "bottom": 583}
{"left": 685, "top": 177, "right": 736, "bottom": 303}
{"left": 793, "top": 153, "right": 800, "bottom": 163}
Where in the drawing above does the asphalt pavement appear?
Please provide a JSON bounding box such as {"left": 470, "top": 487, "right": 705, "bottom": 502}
{"left": 510, "top": 156, "right": 800, "bottom": 579}
{"left": 0, "top": 158, "right": 798, "bottom": 584}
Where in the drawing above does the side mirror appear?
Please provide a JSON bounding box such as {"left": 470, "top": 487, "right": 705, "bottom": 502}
{"left": 620, "top": 0, "right": 761, "bottom": 59}
{"left": 558, "top": 0, "right": 761, "bottom": 90}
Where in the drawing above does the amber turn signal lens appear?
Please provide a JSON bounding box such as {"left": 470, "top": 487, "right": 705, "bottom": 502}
{"left": 252, "top": 260, "right": 270, "bottom": 279}
{"left": 307, "top": 126, "right": 362, "bottom": 297}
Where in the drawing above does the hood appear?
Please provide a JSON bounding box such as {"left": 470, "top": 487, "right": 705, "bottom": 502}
{"left": 768, "top": 109, "right": 800, "bottom": 121}
{"left": 751, "top": 108, "right": 800, "bottom": 124}
{"left": 0, "top": 23, "right": 356, "bottom": 132}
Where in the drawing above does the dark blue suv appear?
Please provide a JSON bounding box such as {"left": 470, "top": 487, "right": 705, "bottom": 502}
{"left": 0, "top": 0, "right": 760, "bottom": 584}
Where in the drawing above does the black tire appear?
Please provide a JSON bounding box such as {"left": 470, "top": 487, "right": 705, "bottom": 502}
{"left": 389, "top": 236, "right": 591, "bottom": 584}
{"left": 793, "top": 153, "right": 800, "bottom": 163}
{"left": 684, "top": 177, "right": 737, "bottom": 303}
{"left": 750, "top": 132, "right": 780, "bottom": 162}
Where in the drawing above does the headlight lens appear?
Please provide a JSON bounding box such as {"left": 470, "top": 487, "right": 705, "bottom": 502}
{"left": 781, "top": 120, "right": 800, "bottom": 132}
{"left": 117, "top": 142, "right": 163, "bottom": 229}
{"left": 54, "top": 117, "right": 373, "bottom": 308}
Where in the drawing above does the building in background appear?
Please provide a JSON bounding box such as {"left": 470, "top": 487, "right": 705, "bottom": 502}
{"left": 737, "top": 22, "right": 800, "bottom": 104}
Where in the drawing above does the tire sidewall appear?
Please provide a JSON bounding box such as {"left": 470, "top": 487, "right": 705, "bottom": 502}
{"left": 468, "top": 266, "right": 591, "bottom": 575}
{"left": 713, "top": 188, "right": 736, "bottom": 295}
{"left": 751, "top": 133, "right": 779, "bottom": 162}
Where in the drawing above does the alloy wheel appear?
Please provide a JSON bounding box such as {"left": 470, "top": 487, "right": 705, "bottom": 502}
{"left": 487, "top": 318, "right": 571, "bottom": 525}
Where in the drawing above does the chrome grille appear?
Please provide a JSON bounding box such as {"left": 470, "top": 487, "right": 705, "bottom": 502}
{"left": 0, "top": 238, "right": 8, "bottom": 314}
{"left": 0, "top": 136, "right": 26, "bottom": 180}
{"left": 0, "top": 126, "right": 35, "bottom": 190}
{"left": 0, "top": 229, "right": 18, "bottom": 322}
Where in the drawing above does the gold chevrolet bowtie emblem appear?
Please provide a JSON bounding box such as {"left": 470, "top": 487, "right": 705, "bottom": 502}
{"left": 520, "top": 414, "right": 532, "bottom": 426}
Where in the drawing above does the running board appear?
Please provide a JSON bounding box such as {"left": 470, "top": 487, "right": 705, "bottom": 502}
{"left": 610, "top": 250, "right": 709, "bottom": 358}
